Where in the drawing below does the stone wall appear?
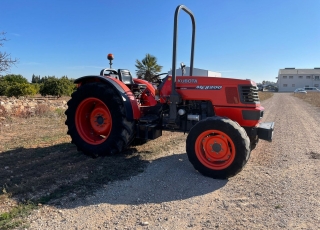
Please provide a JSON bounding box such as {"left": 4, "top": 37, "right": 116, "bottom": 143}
{"left": 0, "top": 96, "right": 68, "bottom": 117}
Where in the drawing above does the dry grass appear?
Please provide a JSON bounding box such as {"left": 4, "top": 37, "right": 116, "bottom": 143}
{"left": 293, "top": 92, "right": 320, "bottom": 107}
{"left": 0, "top": 113, "right": 142, "bottom": 229}
{"left": 0, "top": 109, "right": 185, "bottom": 229}
{"left": 258, "top": 91, "right": 274, "bottom": 101}
{"left": 34, "top": 104, "right": 52, "bottom": 117}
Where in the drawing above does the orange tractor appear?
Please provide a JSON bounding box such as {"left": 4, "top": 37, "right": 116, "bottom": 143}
{"left": 65, "top": 5, "right": 274, "bottom": 179}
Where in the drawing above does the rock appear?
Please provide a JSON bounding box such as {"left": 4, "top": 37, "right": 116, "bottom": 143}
{"left": 3, "top": 104, "right": 12, "bottom": 112}
{"left": 28, "top": 102, "right": 37, "bottom": 107}
{"left": 0, "top": 96, "right": 68, "bottom": 116}
{"left": 140, "top": 221, "right": 149, "bottom": 226}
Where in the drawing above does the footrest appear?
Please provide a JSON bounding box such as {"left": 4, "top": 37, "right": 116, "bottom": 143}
{"left": 136, "top": 123, "right": 162, "bottom": 140}
{"left": 139, "top": 114, "right": 159, "bottom": 123}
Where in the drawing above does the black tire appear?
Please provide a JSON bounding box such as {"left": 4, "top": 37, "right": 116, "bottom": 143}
{"left": 186, "top": 116, "right": 250, "bottom": 179}
{"left": 250, "top": 135, "right": 259, "bottom": 151}
{"left": 65, "top": 82, "right": 135, "bottom": 157}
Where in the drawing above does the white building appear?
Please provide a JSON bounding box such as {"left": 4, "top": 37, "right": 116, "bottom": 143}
{"left": 168, "top": 67, "right": 221, "bottom": 77}
{"left": 277, "top": 68, "right": 320, "bottom": 92}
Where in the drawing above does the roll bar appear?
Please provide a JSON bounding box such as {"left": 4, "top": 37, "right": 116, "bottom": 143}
{"left": 171, "top": 4, "right": 196, "bottom": 93}
{"left": 169, "top": 5, "right": 196, "bottom": 124}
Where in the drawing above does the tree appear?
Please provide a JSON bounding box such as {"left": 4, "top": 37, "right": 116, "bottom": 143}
{"left": 0, "top": 78, "right": 9, "bottom": 96}
{"left": 6, "top": 82, "right": 37, "bottom": 98}
{"left": 135, "top": 54, "right": 162, "bottom": 82}
{"left": 0, "top": 74, "right": 35, "bottom": 97}
{"left": 58, "top": 77, "right": 75, "bottom": 96}
{"left": 0, "top": 32, "right": 18, "bottom": 73}
{"left": 3, "top": 74, "right": 29, "bottom": 84}
{"left": 39, "top": 77, "right": 75, "bottom": 97}
{"left": 31, "top": 74, "right": 41, "bottom": 83}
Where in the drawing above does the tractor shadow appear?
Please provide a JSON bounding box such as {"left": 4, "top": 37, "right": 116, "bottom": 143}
{"left": 0, "top": 143, "right": 227, "bottom": 208}
{"left": 65, "top": 153, "right": 228, "bottom": 208}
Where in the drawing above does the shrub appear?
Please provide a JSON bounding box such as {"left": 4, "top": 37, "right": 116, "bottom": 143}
{"left": 6, "top": 83, "right": 37, "bottom": 98}
{"left": 40, "top": 77, "right": 75, "bottom": 97}
{"left": 0, "top": 75, "right": 36, "bottom": 97}
{"left": 0, "top": 80, "right": 9, "bottom": 96}
{"left": 2, "top": 74, "right": 29, "bottom": 84}
{"left": 30, "top": 83, "right": 41, "bottom": 94}
{"left": 35, "top": 104, "right": 51, "bottom": 116}
{"left": 54, "top": 108, "right": 66, "bottom": 118}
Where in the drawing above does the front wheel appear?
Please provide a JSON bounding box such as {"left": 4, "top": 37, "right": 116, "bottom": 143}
{"left": 250, "top": 135, "right": 259, "bottom": 151}
{"left": 186, "top": 117, "right": 250, "bottom": 179}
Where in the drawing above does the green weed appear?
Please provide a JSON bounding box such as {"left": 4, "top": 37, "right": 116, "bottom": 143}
{"left": 0, "top": 201, "right": 36, "bottom": 230}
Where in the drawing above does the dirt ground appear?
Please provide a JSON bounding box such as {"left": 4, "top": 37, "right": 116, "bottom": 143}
{"left": 1, "top": 93, "right": 320, "bottom": 229}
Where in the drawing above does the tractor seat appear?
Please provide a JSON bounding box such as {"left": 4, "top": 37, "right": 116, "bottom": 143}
{"left": 117, "top": 69, "right": 148, "bottom": 94}
{"left": 118, "top": 69, "right": 134, "bottom": 85}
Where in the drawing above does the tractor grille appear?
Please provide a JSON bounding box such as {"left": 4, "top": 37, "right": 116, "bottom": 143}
{"left": 239, "top": 86, "right": 260, "bottom": 104}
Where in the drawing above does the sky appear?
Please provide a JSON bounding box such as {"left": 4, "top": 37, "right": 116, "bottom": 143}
{"left": 1, "top": 0, "right": 320, "bottom": 84}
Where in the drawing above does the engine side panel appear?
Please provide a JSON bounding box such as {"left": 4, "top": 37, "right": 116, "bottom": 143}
{"left": 160, "top": 76, "right": 259, "bottom": 107}
{"left": 159, "top": 75, "right": 263, "bottom": 128}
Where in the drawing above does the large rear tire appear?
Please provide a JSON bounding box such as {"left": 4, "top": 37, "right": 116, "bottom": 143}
{"left": 65, "top": 82, "right": 135, "bottom": 157}
{"left": 186, "top": 117, "right": 250, "bottom": 179}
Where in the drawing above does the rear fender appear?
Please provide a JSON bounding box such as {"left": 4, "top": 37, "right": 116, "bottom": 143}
{"left": 74, "top": 75, "right": 140, "bottom": 121}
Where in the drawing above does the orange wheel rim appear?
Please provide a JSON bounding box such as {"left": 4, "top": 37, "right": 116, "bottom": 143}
{"left": 195, "top": 130, "right": 235, "bottom": 170}
{"left": 75, "top": 98, "right": 112, "bottom": 145}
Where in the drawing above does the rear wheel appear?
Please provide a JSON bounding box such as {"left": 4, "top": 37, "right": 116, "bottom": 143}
{"left": 186, "top": 117, "right": 250, "bottom": 179}
{"left": 65, "top": 82, "right": 134, "bottom": 157}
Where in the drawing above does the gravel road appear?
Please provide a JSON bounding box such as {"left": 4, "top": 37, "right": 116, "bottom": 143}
{"left": 28, "top": 93, "right": 320, "bottom": 230}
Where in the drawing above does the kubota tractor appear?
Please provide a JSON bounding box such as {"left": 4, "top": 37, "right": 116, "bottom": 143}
{"left": 65, "top": 5, "right": 274, "bottom": 179}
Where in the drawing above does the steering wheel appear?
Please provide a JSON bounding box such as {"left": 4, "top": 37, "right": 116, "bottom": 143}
{"left": 100, "top": 68, "right": 118, "bottom": 75}
{"left": 151, "top": 73, "right": 168, "bottom": 84}
{"left": 100, "top": 68, "right": 119, "bottom": 79}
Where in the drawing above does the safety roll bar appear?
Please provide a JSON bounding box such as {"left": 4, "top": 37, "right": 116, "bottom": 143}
{"left": 169, "top": 5, "right": 196, "bottom": 124}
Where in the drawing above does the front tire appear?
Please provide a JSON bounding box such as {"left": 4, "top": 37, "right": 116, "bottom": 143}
{"left": 65, "top": 82, "right": 134, "bottom": 157}
{"left": 250, "top": 135, "right": 259, "bottom": 151}
{"left": 186, "top": 117, "right": 250, "bottom": 179}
